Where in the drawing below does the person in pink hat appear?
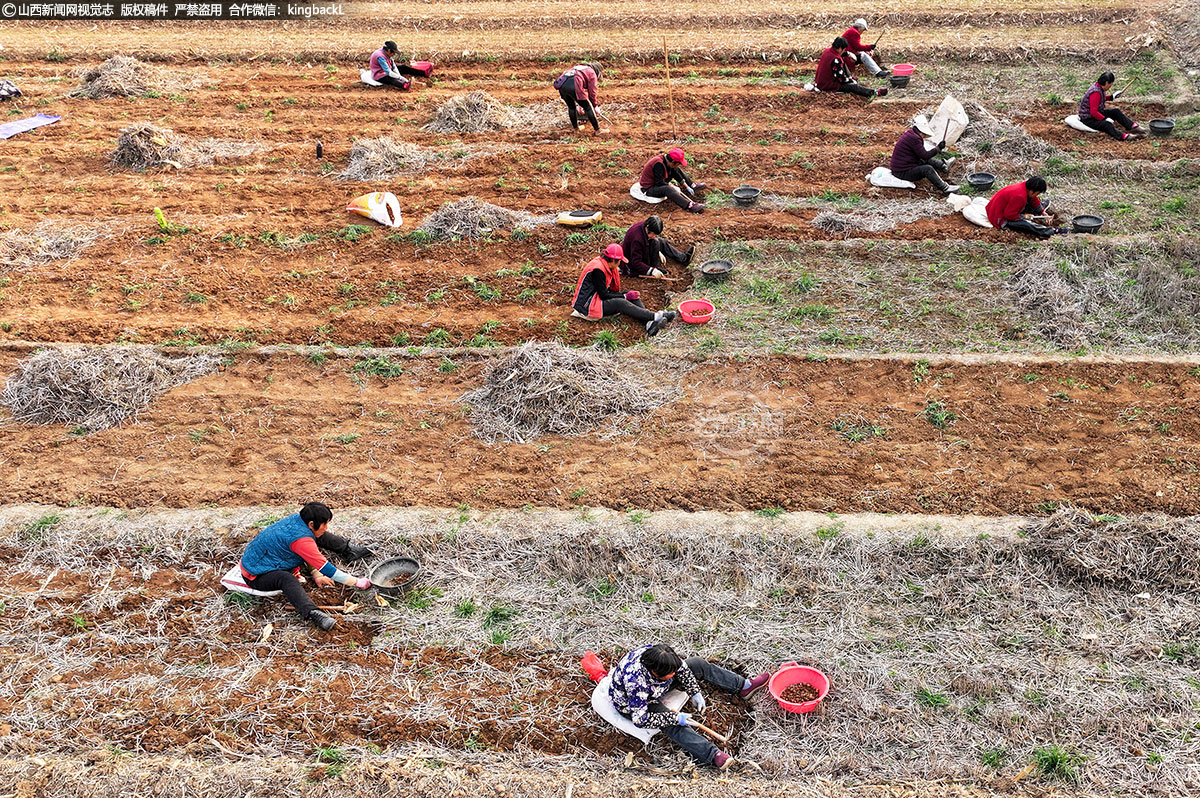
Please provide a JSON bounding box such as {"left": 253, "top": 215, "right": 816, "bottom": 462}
{"left": 638, "top": 148, "right": 706, "bottom": 213}
{"left": 571, "top": 243, "right": 678, "bottom": 336}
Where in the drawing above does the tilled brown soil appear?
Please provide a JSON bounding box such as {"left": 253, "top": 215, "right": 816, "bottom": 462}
{"left": 1, "top": 350, "right": 1197, "bottom": 514}
{"left": 0, "top": 62, "right": 1195, "bottom": 348}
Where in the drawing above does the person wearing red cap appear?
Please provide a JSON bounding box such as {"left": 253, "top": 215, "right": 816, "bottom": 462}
{"left": 571, "top": 243, "right": 677, "bottom": 336}
{"left": 816, "top": 37, "right": 887, "bottom": 99}
{"left": 639, "top": 149, "right": 706, "bottom": 213}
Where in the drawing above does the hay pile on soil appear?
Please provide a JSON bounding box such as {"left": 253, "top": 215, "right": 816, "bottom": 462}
{"left": 1007, "top": 237, "right": 1200, "bottom": 351}
{"left": 459, "top": 342, "right": 677, "bottom": 443}
{"left": 958, "top": 100, "right": 1058, "bottom": 166}
{"left": 423, "top": 91, "right": 562, "bottom": 134}
{"left": 72, "top": 55, "right": 203, "bottom": 99}
{"left": 1, "top": 346, "right": 220, "bottom": 432}
{"left": 418, "top": 197, "right": 552, "bottom": 240}
{"left": 110, "top": 123, "right": 262, "bottom": 171}
{"left": 0, "top": 222, "right": 105, "bottom": 269}
{"left": 811, "top": 198, "right": 951, "bottom": 235}
{"left": 338, "top": 137, "right": 433, "bottom": 181}
{"left": 1023, "top": 506, "right": 1200, "bottom": 590}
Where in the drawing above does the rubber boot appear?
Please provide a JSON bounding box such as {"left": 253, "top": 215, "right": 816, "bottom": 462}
{"left": 343, "top": 542, "right": 375, "bottom": 562}
{"left": 309, "top": 609, "right": 336, "bottom": 631}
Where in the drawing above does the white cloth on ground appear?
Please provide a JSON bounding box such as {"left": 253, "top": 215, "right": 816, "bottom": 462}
{"left": 220, "top": 565, "right": 284, "bottom": 597}
{"left": 1065, "top": 114, "right": 1100, "bottom": 133}
{"left": 866, "top": 166, "right": 916, "bottom": 189}
{"left": 961, "top": 196, "right": 993, "bottom": 228}
{"left": 590, "top": 675, "right": 688, "bottom": 744}
{"left": 360, "top": 69, "right": 383, "bottom": 87}
{"left": 630, "top": 182, "right": 666, "bottom": 204}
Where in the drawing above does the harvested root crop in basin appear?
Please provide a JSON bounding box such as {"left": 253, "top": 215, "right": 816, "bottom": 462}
{"left": 1, "top": 346, "right": 220, "bottom": 432}
{"left": 780, "top": 683, "right": 819, "bottom": 703}
{"left": 459, "top": 341, "right": 677, "bottom": 443}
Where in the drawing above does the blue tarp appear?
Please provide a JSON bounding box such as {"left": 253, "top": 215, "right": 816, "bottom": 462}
{"left": 0, "top": 113, "right": 62, "bottom": 140}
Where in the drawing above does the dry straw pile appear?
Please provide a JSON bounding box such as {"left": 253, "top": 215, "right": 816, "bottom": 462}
{"left": 339, "top": 137, "right": 434, "bottom": 181}
{"left": 418, "top": 197, "right": 552, "bottom": 240}
{"left": 0, "top": 222, "right": 105, "bottom": 269}
{"left": 423, "top": 91, "right": 562, "bottom": 134}
{"left": 1022, "top": 506, "right": 1200, "bottom": 590}
{"left": 72, "top": 55, "right": 204, "bottom": 99}
{"left": 110, "top": 123, "right": 262, "bottom": 171}
{"left": 958, "top": 100, "right": 1058, "bottom": 167}
{"left": 1, "top": 346, "right": 220, "bottom": 432}
{"left": 459, "top": 342, "right": 677, "bottom": 442}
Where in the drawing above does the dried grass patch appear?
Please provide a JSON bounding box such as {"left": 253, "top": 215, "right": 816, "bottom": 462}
{"left": 71, "top": 55, "right": 204, "bottom": 99}
{"left": 418, "top": 197, "right": 553, "bottom": 240}
{"left": 0, "top": 222, "right": 106, "bottom": 269}
{"left": 459, "top": 341, "right": 677, "bottom": 443}
{"left": 423, "top": 91, "right": 564, "bottom": 134}
{"left": 111, "top": 123, "right": 263, "bottom": 171}
{"left": 1, "top": 346, "right": 220, "bottom": 432}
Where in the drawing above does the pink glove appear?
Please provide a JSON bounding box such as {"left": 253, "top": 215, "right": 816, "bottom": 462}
{"left": 355, "top": 578, "right": 372, "bottom": 590}
{"left": 625, "top": 290, "right": 640, "bottom": 301}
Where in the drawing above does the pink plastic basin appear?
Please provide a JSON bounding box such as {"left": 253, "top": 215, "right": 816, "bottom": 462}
{"left": 679, "top": 298, "right": 715, "bottom": 324}
{"left": 768, "top": 662, "right": 830, "bottom": 714}
{"left": 891, "top": 64, "right": 915, "bottom": 76}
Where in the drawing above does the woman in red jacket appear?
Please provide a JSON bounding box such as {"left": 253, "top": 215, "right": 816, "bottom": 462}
{"left": 554, "top": 63, "right": 603, "bottom": 133}
{"left": 985, "top": 176, "right": 1067, "bottom": 239}
{"left": 816, "top": 37, "right": 887, "bottom": 99}
{"left": 1078, "top": 71, "right": 1146, "bottom": 141}
{"left": 571, "top": 244, "right": 677, "bottom": 336}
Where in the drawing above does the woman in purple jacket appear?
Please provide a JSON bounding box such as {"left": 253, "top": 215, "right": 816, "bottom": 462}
{"left": 369, "top": 41, "right": 425, "bottom": 90}
{"left": 889, "top": 115, "right": 959, "bottom": 195}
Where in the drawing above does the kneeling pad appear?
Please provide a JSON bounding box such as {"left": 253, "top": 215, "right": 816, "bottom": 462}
{"left": 221, "top": 565, "right": 284, "bottom": 597}
{"left": 866, "top": 166, "right": 916, "bottom": 189}
{"left": 630, "top": 182, "right": 666, "bottom": 204}
{"left": 1065, "top": 114, "right": 1100, "bottom": 133}
{"left": 360, "top": 69, "right": 383, "bottom": 87}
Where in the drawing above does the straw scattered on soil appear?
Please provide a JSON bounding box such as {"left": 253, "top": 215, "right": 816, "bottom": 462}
{"left": 0, "top": 222, "right": 106, "bottom": 269}
{"left": 1007, "top": 236, "right": 1200, "bottom": 351}
{"left": 418, "top": 197, "right": 553, "bottom": 240}
{"left": 811, "top": 198, "right": 952, "bottom": 234}
{"left": 1, "top": 346, "right": 220, "bottom": 432}
{"left": 110, "top": 123, "right": 263, "bottom": 171}
{"left": 458, "top": 341, "right": 677, "bottom": 443}
{"left": 958, "top": 100, "right": 1058, "bottom": 167}
{"left": 71, "top": 55, "right": 204, "bottom": 99}
{"left": 1022, "top": 506, "right": 1200, "bottom": 590}
{"left": 338, "top": 137, "right": 434, "bottom": 181}
{"left": 422, "top": 91, "right": 564, "bottom": 134}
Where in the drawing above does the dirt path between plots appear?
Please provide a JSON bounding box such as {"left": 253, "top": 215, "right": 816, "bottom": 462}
{"left": 0, "top": 351, "right": 1197, "bottom": 514}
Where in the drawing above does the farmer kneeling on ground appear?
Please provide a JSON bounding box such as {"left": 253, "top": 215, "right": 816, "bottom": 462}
{"left": 610, "top": 644, "right": 770, "bottom": 770}
{"left": 1078, "top": 71, "right": 1146, "bottom": 142}
{"left": 890, "top": 115, "right": 958, "bottom": 195}
{"left": 986, "top": 176, "right": 1067, "bottom": 240}
{"left": 238, "top": 502, "right": 374, "bottom": 631}
{"left": 639, "top": 148, "right": 706, "bottom": 213}
{"left": 621, "top": 215, "right": 694, "bottom": 278}
{"left": 369, "top": 41, "right": 426, "bottom": 90}
{"left": 571, "top": 243, "right": 676, "bottom": 336}
{"left": 843, "top": 18, "right": 888, "bottom": 78}
{"left": 816, "top": 37, "right": 887, "bottom": 99}
{"left": 554, "top": 62, "right": 603, "bottom": 133}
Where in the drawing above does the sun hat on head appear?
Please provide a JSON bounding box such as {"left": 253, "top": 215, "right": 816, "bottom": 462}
{"left": 853, "top": 18, "right": 868, "bottom": 30}
{"left": 911, "top": 114, "right": 935, "bottom": 136}
{"left": 603, "top": 243, "right": 628, "bottom": 262}
{"left": 666, "top": 147, "right": 687, "bottom": 165}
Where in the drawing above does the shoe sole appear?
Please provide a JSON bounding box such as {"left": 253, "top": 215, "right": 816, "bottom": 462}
{"left": 740, "top": 682, "right": 768, "bottom": 699}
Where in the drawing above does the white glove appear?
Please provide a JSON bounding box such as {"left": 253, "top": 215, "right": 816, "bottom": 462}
{"left": 691, "top": 693, "right": 706, "bottom": 713}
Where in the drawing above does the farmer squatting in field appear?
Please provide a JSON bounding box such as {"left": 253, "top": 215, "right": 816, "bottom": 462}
{"left": 890, "top": 115, "right": 959, "bottom": 196}
{"left": 816, "top": 37, "right": 888, "bottom": 99}
{"left": 620, "top": 215, "right": 694, "bottom": 278}
{"left": 1077, "top": 71, "right": 1147, "bottom": 141}
{"left": 986, "top": 176, "right": 1069, "bottom": 240}
{"left": 368, "top": 41, "right": 427, "bottom": 91}
{"left": 609, "top": 644, "right": 770, "bottom": 770}
{"left": 238, "top": 502, "right": 376, "bottom": 630}
{"left": 639, "top": 149, "right": 707, "bottom": 213}
{"left": 571, "top": 243, "right": 678, "bottom": 337}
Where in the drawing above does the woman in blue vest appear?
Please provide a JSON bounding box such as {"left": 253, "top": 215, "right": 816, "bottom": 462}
{"left": 238, "top": 502, "right": 374, "bottom": 630}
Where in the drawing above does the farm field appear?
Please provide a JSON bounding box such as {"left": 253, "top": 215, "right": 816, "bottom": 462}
{"left": 2, "top": 0, "right": 1200, "bottom": 796}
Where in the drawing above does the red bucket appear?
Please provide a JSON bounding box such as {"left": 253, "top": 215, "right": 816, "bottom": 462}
{"left": 679, "top": 298, "right": 715, "bottom": 324}
{"left": 768, "top": 662, "right": 830, "bottom": 714}
{"left": 891, "top": 63, "right": 915, "bottom": 77}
